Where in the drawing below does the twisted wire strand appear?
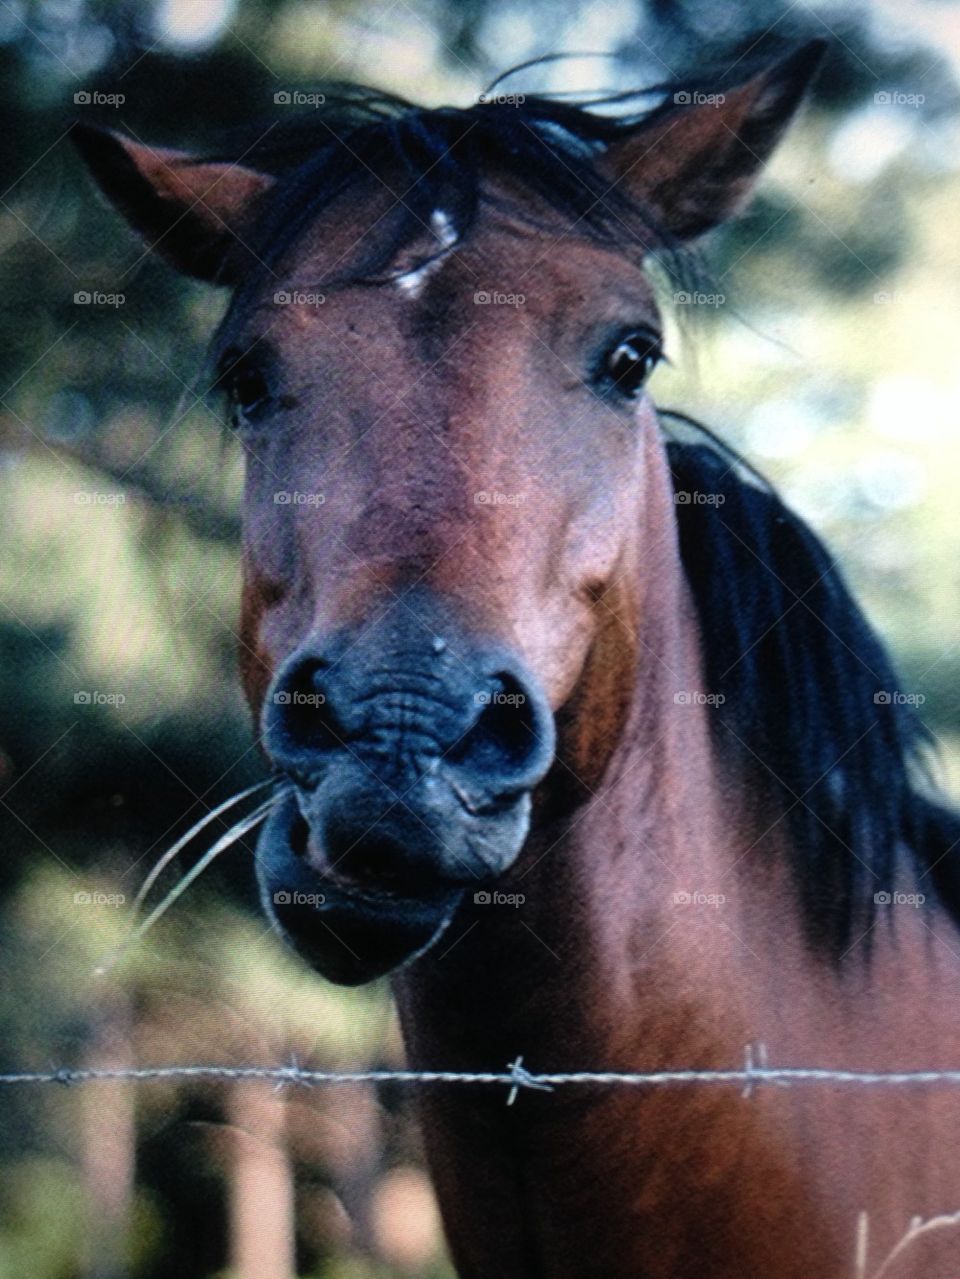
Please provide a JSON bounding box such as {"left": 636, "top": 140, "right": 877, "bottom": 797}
{"left": 9, "top": 1060, "right": 960, "bottom": 1096}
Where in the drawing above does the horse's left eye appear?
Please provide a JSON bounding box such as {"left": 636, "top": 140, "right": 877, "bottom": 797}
{"left": 218, "top": 355, "right": 273, "bottom": 425}
{"left": 230, "top": 366, "right": 271, "bottom": 417}
{"left": 602, "top": 332, "right": 662, "bottom": 398}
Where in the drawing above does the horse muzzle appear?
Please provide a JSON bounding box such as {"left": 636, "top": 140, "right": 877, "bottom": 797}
{"left": 254, "top": 610, "right": 555, "bottom": 984}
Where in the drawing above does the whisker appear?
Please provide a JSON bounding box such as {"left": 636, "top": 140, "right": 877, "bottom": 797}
{"left": 96, "top": 790, "right": 287, "bottom": 977}
{"left": 132, "top": 778, "right": 276, "bottom": 915}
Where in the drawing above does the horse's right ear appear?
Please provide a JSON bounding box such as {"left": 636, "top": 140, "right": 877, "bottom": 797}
{"left": 601, "top": 40, "right": 826, "bottom": 243}
{"left": 71, "top": 123, "right": 274, "bottom": 284}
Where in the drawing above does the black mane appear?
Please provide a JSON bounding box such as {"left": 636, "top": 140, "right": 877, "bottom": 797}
{"left": 664, "top": 412, "right": 960, "bottom": 954}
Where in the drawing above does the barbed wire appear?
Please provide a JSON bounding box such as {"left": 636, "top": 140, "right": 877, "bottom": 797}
{"left": 11, "top": 1055, "right": 960, "bottom": 1106}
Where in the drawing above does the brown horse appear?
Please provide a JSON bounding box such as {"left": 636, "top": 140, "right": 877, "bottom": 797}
{"left": 75, "top": 41, "right": 960, "bottom": 1278}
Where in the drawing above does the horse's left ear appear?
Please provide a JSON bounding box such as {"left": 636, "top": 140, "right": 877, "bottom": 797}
{"left": 71, "top": 123, "right": 274, "bottom": 284}
{"left": 602, "top": 40, "right": 826, "bottom": 243}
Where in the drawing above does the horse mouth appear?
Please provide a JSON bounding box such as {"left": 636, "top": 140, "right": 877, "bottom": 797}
{"left": 256, "top": 791, "right": 464, "bottom": 985}
{"left": 253, "top": 620, "right": 555, "bottom": 983}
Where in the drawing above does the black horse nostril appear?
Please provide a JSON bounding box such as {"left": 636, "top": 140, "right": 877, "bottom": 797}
{"left": 266, "top": 656, "right": 347, "bottom": 767}
{"left": 448, "top": 670, "right": 553, "bottom": 799}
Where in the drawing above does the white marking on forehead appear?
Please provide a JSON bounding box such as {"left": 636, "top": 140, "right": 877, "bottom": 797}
{"left": 395, "top": 209, "right": 458, "bottom": 297}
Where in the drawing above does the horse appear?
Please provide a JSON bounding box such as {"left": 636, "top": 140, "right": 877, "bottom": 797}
{"left": 74, "top": 40, "right": 960, "bottom": 1278}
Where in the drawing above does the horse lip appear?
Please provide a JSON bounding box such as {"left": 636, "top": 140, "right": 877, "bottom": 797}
{"left": 289, "top": 793, "right": 462, "bottom": 908}
{"left": 447, "top": 774, "right": 526, "bottom": 817}
{"left": 305, "top": 826, "right": 459, "bottom": 907}
{"left": 300, "top": 868, "right": 462, "bottom": 918}
{"left": 270, "top": 880, "right": 463, "bottom": 986}
{"left": 285, "top": 763, "right": 524, "bottom": 819}
{"left": 256, "top": 793, "right": 464, "bottom": 983}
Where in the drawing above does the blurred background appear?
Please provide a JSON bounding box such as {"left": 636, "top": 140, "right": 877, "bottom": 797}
{"left": 0, "top": 0, "right": 958, "bottom": 1275}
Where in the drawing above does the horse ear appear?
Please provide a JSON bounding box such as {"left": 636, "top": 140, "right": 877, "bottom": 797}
{"left": 71, "top": 123, "right": 274, "bottom": 284}
{"left": 602, "top": 41, "right": 826, "bottom": 243}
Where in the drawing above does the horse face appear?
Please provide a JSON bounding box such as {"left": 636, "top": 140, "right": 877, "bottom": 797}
{"left": 74, "top": 44, "right": 822, "bottom": 982}
{"left": 228, "top": 217, "right": 665, "bottom": 981}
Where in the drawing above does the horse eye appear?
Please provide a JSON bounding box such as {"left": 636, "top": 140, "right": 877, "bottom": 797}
{"left": 221, "top": 360, "right": 272, "bottom": 424}
{"left": 603, "top": 332, "right": 662, "bottom": 398}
